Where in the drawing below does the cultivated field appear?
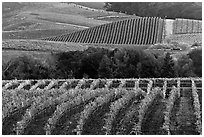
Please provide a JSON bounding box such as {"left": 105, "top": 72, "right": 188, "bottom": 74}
{"left": 43, "top": 17, "right": 164, "bottom": 45}
{"left": 2, "top": 78, "right": 202, "bottom": 135}
{"left": 2, "top": 29, "right": 81, "bottom": 40}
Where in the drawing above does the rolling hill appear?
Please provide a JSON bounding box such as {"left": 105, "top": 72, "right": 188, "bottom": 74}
{"left": 2, "top": 2, "right": 132, "bottom": 40}
{"left": 2, "top": 2, "right": 133, "bottom": 31}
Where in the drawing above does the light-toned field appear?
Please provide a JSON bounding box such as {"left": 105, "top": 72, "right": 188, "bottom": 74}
{"left": 164, "top": 33, "right": 202, "bottom": 45}
{"left": 2, "top": 29, "right": 81, "bottom": 40}
{"left": 3, "top": 2, "right": 132, "bottom": 41}
{"left": 3, "top": 2, "right": 126, "bottom": 32}
{"left": 2, "top": 39, "right": 88, "bottom": 52}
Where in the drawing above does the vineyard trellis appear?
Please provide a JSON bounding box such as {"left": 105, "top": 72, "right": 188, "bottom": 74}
{"left": 2, "top": 77, "right": 202, "bottom": 135}
{"left": 173, "top": 18, "right": 202, "bottom": 34}
{"left": 42, "top": 17, "right": 165, "bottom": 45}
{"left": 2, "top": 77, "right": 202, "bottom": 91}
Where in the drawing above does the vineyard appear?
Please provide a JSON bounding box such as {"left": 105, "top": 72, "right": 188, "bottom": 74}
{"left": 2, "top": 77, "right": 202, "bottom": 135}
{"left": 173, "top": 18, "right": 202, "bottom": 34}
{"left": 42, "top": 17, "right": 164, "bottom": 45}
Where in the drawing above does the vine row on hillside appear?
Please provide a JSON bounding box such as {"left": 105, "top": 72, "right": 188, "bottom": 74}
{"left": 42, "top": 17, "right": 164, "bottom": 45}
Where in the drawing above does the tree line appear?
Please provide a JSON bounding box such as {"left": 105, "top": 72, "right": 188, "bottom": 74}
{"left": 2, "top": 47, "right": 202, "bottom": 80}
{"left": 105, "top": 2, "right": 202, "bottom": 20}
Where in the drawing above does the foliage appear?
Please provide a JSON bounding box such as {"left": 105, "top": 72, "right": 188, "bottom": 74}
{"left": 2, "top": 47, "right": 202, "bottom": 80}
{"left": 54, "top": 51, "right": 83, "bottom": 79}
{"left": 105, "top": 2, "right": 202, "bottom": 20}
{"left": 98, "top": 55, "right": 113, "bottom": 78}
{"left": 174, "top": 54, "right": 196, "bottom": 77}
{"left": 188, "top": 48, "right": 202, "bottom": 77}
{"left": 3, "top": 55, "right": 50, "bottom": 80}
{"left": 161, "top": 53, "right": 176, "bottom": 78}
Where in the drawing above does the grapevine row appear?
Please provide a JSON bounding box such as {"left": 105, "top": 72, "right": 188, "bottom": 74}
{"left": 131, "top": 87, "right": 163, "bottom": 134}
{"left": 162, "top": 86, "right": 179, "bottom": 134}
{"left": 102, "top": 90, "right": 136, "bottom": 134}
{"left": 191, "top": 80, "right": 202, "bottom": 134}
{"left": 44, "top": 88, "right": 113, "bottom": 134}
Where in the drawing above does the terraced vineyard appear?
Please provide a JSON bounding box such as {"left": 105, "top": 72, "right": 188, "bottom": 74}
{"left": 2, "top": 78, "right": 202, "bottom": 135}
{"left": 42, "top": 17, "right": 164, "bottom": 45}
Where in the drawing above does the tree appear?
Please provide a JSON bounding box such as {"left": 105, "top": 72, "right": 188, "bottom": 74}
{"left": 175, "top": 54, "right": 196, "bottom": 77}
{"left": 55, "top": 51, "right": 82, "bottom": 79}
{"left": 98, "top": 55, "right": 113, "bottom": 78}
{"left": 105, "top": 2, "right": 201, "bottom": 20}
{"left": 188, "top": 48, "right": 202, "bottom": 77}
{"left": 3, "top": 55, "right": 50, "bottom": 80}
{"left": 161, "top": 52, "right": 176, "bottom": 78}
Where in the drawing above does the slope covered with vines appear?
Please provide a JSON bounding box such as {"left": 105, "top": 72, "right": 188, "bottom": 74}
{"left": 42, "top": 17, "right": 164, "bottom": 45}
{"left": 2, "top": 78, "right": 202, "bottom": 135}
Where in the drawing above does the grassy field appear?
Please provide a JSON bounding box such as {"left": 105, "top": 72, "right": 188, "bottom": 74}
{"left": 2, "top": 39, "right": 88, "bottom": 52}
{"left": 3, "top": 2, "right": 130, "bottom": 41}
{"left": 2, "top": 29, "right": 81, "bottom": 40}
{"left": 2, "top": 2, "right": 123, "bottom": 32}
{"left": 36, "top": 12, "right": 108, "bottom": 28}
{"left": 2, "top": 39, "right": 152, "bottom": 52}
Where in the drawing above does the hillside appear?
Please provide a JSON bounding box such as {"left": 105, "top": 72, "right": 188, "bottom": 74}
{"left": 2, "top": 2, "right": 202, "bottom": 67}
{"left": 69, "top": 2, "right": 106, "bottom": 9}
{"left": 2, "top": 2, "right": 132, "bottom": 31}
{"left": 42, "top": 17, "right": 164, "bottom": 45}
{"left": 3, "top": 2, "right": 132, "bottom": 40}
